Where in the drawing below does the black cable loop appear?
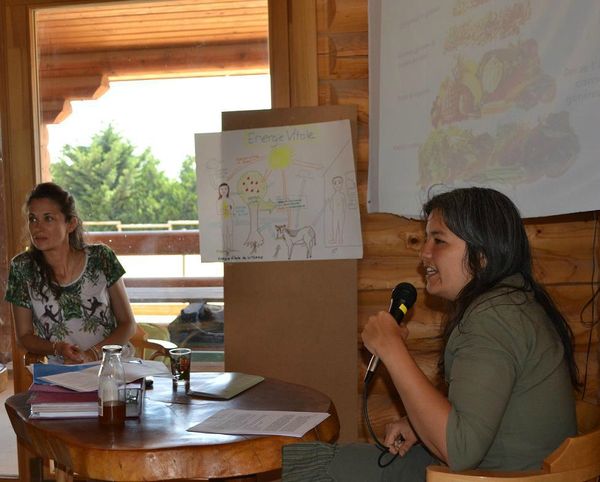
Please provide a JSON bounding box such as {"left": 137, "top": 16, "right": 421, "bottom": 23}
{"left": 579, "top": 212, "right": 600, "bottom": 398}
{"left": 363, "top": 379, "right": 398, "bottom": 468}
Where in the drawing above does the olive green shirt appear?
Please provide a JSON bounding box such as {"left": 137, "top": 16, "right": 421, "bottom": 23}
{"left": 445, "top": 274, "right": 576, "bottom": 471}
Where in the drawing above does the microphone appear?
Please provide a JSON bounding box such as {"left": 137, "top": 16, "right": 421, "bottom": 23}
{"left": 364, "top": 282, "right": 417, "bottom": 384}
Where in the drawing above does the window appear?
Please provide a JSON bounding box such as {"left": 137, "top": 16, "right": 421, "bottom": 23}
{"left": 33, "top": 0, "right": 270, "bottom": 365}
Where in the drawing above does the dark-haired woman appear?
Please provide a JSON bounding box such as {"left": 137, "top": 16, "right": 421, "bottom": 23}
{"left": 5, "top": 182, "right": 136, "bottom": 364}
{"left": 282, "top": 187, "right": 578, "bottom": 481}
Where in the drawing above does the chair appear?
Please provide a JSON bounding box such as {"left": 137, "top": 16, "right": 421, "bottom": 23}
{"left": 130, "top": 323, "right": 177, "bottom": 361}
{"left": 426, "top": 400, "right": 600, "bottom": 482}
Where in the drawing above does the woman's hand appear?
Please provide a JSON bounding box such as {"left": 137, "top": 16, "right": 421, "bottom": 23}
{"left": 384, "top": 417, "right": 419, "bottom": 457}
{"left": 80, "top": 348, "right": 101, "bottom": 363}
{"left": 361, "top": 310, "right": 409, "bottom": 360}
{"left": 56, "top": 341, "right": 84, "bottom": 364}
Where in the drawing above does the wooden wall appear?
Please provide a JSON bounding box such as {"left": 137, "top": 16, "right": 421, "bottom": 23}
{"left": 313, "top": 0, "right": 599, "bottom": 440}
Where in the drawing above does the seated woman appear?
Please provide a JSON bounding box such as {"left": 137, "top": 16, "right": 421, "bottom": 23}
{"left": 5, "top": 182, "right": 136, "bottom": 364}
{"left": 282, "top": 186, "right": 578, "bottom": 481}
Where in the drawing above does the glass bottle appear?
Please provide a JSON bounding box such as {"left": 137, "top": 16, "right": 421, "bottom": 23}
{"left": 98, "top": 344, "right": 126, "bottom": 426}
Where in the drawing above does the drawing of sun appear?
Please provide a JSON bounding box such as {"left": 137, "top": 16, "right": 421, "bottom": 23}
{"left": 269, "top": 145, "right": 293, "bottom": 170}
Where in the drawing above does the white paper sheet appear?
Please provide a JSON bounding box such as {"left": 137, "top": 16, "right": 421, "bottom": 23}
{"left": 40, "top": 359, "right": 170, "bottom": 392}
{"left": 188, "top": 409, "right": 330, "bottom": 437}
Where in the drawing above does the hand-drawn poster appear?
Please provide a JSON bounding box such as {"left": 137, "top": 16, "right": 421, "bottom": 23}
{"left": 195, "top": 120, "right": 363, "bottom": 263}
{"left": 369, "top": 0, "right": 600, "bottom": 218}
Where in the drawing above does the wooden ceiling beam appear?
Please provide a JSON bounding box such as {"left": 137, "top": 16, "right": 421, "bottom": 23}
{"left": 38, "top": 11, "right": 267, "bottom": 29}
{"left": 39, "top": 33, "right": 266, "bottom": 55}
{"left": 38, "top": 42, "right": 269, "bottom": 124}
{"left": 38, "top": 23, "right": 267, "bottom": 46}
{"left": 42, "top": 98, "right": 72, "bottom": 125}
{"left": 40, "top": 73, "right": 108, "bottom": 100}
{"left": 34, "top": 0, "right": 268, "bottom": 55}
{"left": 39, "top": 42, "right": 269, "bottom": 79}
{"left": 36, "top": 0, "right": 267, "bottom": 22}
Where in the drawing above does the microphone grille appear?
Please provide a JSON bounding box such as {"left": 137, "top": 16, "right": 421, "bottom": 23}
{"left": 392, "top": 282, "right": 417, "bottom": 308}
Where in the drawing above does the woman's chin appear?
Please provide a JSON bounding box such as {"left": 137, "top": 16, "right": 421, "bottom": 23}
{"left": 425, "top": 278, "right": 439, "bottom": 295}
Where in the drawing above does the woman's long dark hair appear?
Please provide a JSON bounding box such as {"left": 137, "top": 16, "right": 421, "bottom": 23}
{"left": 25, "top": 182, "right": 85, "bottom": 298}
{"left": 423, "top": 187, "right": 579, "bottom": 388}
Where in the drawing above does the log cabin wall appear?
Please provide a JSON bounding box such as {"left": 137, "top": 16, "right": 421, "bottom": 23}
{"left": 313, "top": 0, "right": 599, "bottom": 440}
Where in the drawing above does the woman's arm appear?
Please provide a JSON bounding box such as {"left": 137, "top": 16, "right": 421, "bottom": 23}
{"left": 13, "top": 304, "right": 49, "bottom": 354}
{"left": 362, "top": 311, "right": 451, "bottom": 462}
{"left": 103, "top": 278, "right": 136, "bottom": 344}
{"left": 12, "top": 305, "right": 83, "bottom": 362}
{"left": 108, "top": 277, "right": 137, "bottom": 343}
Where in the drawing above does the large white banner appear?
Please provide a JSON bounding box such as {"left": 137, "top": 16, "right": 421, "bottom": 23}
{"left": 369, "top": 0, "right": 600, "bottom": 218}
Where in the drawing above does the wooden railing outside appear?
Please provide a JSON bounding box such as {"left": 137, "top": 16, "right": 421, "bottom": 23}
{"left": 84, "top": 228, "right": 223, "bottom": 301}
{"left": 84, "top": 220, "right": 198, "bottom": 232}
{"left": 85, "top": 228, "right": 201, "bottom": 255}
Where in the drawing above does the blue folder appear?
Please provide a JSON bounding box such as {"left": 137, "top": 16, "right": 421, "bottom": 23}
{"left": 32, "top": 363, "right": 99, "bottom": 385}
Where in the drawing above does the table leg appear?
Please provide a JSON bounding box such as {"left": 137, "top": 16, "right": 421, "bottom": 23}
{"left": 16, "top": 439, "right": 41, "bottom": 482}
{"left": 54, "top": 464, "right": 73, "bottom": 482}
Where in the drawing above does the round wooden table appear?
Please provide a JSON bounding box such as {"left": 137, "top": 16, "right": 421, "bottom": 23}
{"left": 5, "top": 373, "right": 339, "bottom": 481}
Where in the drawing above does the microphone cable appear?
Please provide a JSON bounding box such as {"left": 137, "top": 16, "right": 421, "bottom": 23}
{"left": 362, "top": 282, "right": 416, "bottom": 469}
{"left": 362, "top": 378, "right": 399, "bottom": 468}
{"left": 579, "top": 211, "right": 599, "bottom": 399}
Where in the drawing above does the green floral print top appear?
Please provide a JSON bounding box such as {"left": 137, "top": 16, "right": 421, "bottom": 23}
{"left": 5, "top": 244, "right": 125, "bottom": 359}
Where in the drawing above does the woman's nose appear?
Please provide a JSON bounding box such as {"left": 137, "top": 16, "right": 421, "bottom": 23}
{"left": 420, "top": 239, "right": 432, "bottom": 260}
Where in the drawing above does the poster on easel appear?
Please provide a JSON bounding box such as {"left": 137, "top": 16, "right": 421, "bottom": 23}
{"left": 195, "top": 119, "right": 363, "bottom": 263}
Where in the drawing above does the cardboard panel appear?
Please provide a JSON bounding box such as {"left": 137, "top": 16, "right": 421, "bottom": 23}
{"left": 223, "top": 105, "right": 359, "bottom": 441}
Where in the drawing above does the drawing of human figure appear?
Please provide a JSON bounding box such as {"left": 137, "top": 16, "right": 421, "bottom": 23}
{"left": 329, "top": 176, "right": 346, "bottom": 245}
{"left": 217, "top": 182, "right": 234, "bottom": 255}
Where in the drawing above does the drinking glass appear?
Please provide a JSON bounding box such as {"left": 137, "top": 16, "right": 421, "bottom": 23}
{"left": 169, "top": 347, "right": 192, "bottom": 390}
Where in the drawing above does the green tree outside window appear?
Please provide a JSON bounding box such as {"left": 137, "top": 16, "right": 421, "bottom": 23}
{"left": 51, "top": 124, "right": 198, "bottom": 228}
